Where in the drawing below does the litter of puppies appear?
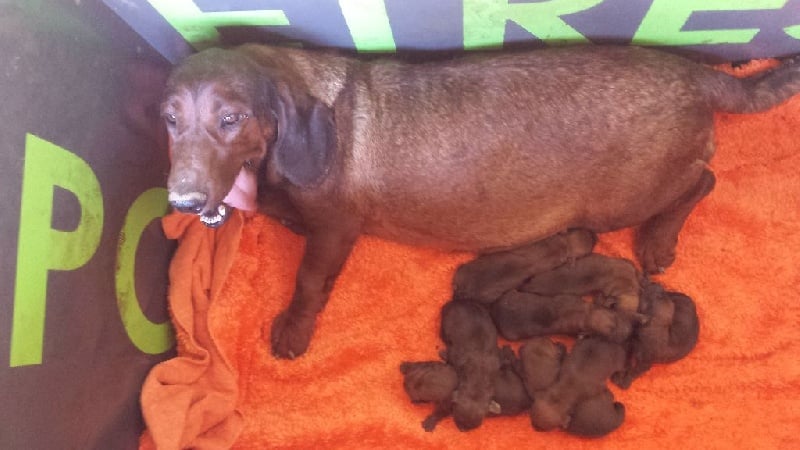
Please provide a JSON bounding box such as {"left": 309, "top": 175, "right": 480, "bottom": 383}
{"left": 401, "top": 229, "right": 700, "bottom": 437}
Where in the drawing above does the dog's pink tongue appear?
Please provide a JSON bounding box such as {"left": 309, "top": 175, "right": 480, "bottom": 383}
{"left": 223, "top": 168, "right": 258, "bottom": 211}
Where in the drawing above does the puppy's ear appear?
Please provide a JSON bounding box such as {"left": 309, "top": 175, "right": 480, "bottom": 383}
{"left": 270, "top": 81, "right": 336, "bottom": 188}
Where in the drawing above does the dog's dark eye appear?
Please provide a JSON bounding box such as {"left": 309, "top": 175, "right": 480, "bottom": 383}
{"left": 221, "top": 113, "right": 249, "bottom": 128}
{"left": 164, "top": 113, "right": 177, "bottom": 125}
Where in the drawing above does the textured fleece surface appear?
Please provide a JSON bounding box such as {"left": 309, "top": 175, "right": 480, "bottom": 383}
{"left": 141, "top": 60, "right": 800, "bottom": 449}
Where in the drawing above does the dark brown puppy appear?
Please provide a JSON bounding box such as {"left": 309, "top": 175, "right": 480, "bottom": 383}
{"left": 566, "top": 388, "right": 626, "bottom": 438}
{"left": 492, "top": 291, "right": 635, "bottom": 342}
{"left": 517, "top": 337, "right": 565, "bottom": 397}
{"left": 163, "top": 44, "right": 800, "bottom": 358}
{"left": 399, "top": 361, "right": 457, "bottom": 404}
{"left": 399, "top": 361, "right": 458, "bottom": 431}
{"left": 452, "top": 229, "right": 596, "bottom": 304}
{"left": 531, "top": 337, "right": 626, "bottom": 432}
{"left": 400, "top": 347, "right": 531, "bottom": 431}
{"left": 490, "top": 346, "right": 532, "bottom": 417}
{"left": 439, "top": 300, "right": 500, "bottom": 431}
{"left": 520, "top": 253, "right": 642, "bottom": 312}
{"left": 612, "top": 281, "right": 700, "bottom": 388}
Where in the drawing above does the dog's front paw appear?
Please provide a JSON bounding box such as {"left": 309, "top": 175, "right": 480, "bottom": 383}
{"left": 268, "top": 310, "right": 315, "bottom": 359}
{"left": 636, "top": 234, "right": 676, "bottom": 274}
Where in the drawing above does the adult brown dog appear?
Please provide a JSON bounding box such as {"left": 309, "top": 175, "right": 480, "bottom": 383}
{"left": 162, "top": 43, "right": 800, "bottom": 358}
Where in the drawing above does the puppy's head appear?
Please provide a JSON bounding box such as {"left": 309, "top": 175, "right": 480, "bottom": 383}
{"left": 440, "top": 301, "right": 498, "bottom": 355}
{"left": 519, "top": 337, "right": 564, "bottom": 392}
{"left": 399, "top": 361, "right": 458, "bottom": 403}
{"left": 162, "top": 47, "right": 335, "bottom": 227}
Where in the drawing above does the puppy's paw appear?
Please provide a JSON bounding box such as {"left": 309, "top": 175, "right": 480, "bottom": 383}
{"left": 422, "top": 415, "right": 441, "bottom": 432}
{"left": 268, "top": 310, "right": 315, "bottom": 359}
{"left": 610, "top": 371, "right": 633, "bottom": 389}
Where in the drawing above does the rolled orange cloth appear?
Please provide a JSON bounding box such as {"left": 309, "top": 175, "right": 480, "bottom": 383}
{"left": 139, "top": 211, "right": 245, "bottom": 450}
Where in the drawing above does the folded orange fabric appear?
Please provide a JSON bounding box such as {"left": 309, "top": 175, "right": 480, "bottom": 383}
{"left": 142, "top": 60, "right": 800, "bottom": 449}
{"left": 140, "top": 212, "right": 245, "bottom": 450}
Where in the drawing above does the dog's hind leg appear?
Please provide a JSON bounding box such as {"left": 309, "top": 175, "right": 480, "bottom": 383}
{"left": 636, "top": 167, "right": 716, "bottom": 274}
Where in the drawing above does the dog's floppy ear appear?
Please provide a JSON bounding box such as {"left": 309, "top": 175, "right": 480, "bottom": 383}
{"left": 270, "top": 81, "right": 336, "bottom": 188}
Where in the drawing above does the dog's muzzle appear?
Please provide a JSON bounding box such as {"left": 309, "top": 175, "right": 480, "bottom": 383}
{"left": 168, "top": 191, "right": 230, "bottom": 228}
{"left": 169, "top": 191, "right": 207, "bottom": 214}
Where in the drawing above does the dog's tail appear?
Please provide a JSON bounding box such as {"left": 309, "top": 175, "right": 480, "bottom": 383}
{"left": 702, "top": 56, "right": 800, "bottom": 114}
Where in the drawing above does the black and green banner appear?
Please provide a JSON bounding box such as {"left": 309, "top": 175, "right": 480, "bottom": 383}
{"left": 106, "top": 0, "right": 800, "bottom": 62}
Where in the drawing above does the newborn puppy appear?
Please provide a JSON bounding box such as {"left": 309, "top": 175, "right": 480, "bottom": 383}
{"left": 453, "top": 229, "right": 596, "bottom": 304}
{"left": 399, "top": 361, "right": 458, "bottom": 431}
{"left": 520, "top": 253, "right": 642, "bottom": 312}
{"left": 518, "top": 337, "right": 565, "bottom": 395}
{"left": 566, "top": 388, "right": 626, "bottom": 438}
{"left": 492, "top": 291, "right": 635, "bottom": 342}
{"left": 400, "top": 347, "right": 531, "bottom": 431}
{"left": 612, "top": 280, "right": 700, "bottom": 388}
{"left": 490, "top": 346, "right": 532, "bottom": 417}
{"left": 399, "top": 361, "right": 457, "bottom": 404}
{"left": 439, "top": 300, "right": 501, "bottom": 431}
{"left": 531, "top": 337, "right": 626, "bottom": 432}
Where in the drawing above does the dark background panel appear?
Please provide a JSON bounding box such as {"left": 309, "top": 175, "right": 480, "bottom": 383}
{"left": 559, "top": 0, "right": 653, "bottom": 45}
{"left": 0, "top": 1, "right": 174, "bottom": 449}
{"left": 386, "top": 0, "right": 465, "bottom": 52}
{"left": 197, "top": 0, "right": 358, "bottom": 50}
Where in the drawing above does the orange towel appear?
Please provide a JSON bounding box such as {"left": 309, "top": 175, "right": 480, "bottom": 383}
{"left": 139, "top": 212, "right": 245, "bottom": 450}
{"left": 141, "top": 60, "right": 800, "bottom": 449}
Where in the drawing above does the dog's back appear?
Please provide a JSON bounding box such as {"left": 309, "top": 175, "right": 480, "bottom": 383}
{"left": 234, "top": 44, "right": 800, "bottom": 255}
{"left": 324, "top": 47, "right": 797, "bottom": 251}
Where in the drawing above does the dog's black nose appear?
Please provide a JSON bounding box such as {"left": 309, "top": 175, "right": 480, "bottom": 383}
{"left": 168, "top": 192, "right": 207, "bottom": 214}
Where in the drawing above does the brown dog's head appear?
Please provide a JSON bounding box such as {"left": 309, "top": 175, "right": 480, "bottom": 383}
{"left": 162, "top": 47, "right": 336, "bottom": 227}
